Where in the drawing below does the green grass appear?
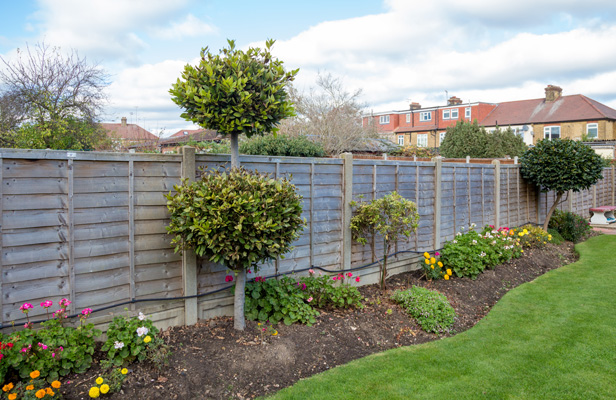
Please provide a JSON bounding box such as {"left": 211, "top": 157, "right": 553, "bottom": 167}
{"left": 269, "top": 235, "right": 616, "bottom": 400}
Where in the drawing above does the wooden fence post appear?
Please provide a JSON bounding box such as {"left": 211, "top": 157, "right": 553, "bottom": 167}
{"left": 341, "top": 153, "right": 353, "bottom": 272}
{"left": 492, "top": 160, "right": 501, "bottom": 228}
{"left": 433, "top": 157, "right": 442, "bottom": 249}
{"left": 613, "top": 165, "right": 615, "bottom": 206}
{"left": 181, "top": 146, "right": 198, "bottom": 326}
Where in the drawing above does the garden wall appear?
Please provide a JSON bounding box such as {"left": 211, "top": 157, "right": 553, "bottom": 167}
{"left": 0, "top": 148, "right": 613, "bottom": 331}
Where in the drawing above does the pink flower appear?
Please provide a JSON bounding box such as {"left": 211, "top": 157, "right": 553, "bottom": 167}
{"left": 307, "top": 297, "right": 313, "bottom": 303}
{"left": 81, "top": 308, "right": 93, "bottom": 316}
{"left": 247, "top": 269, "right": 251, "bottom": 273}
{"left": 19, "top": 303, "right": 33, "bottom": 312}
{"left": 41, "top": 300, "right": 53, "bottom": 308}
{"left": 355, "top": 277, "right": 360, "bottom": 283}
{"left": 52, "top": 352, "right": 55, "bottom": 358}
{"left": 255, "top": 276, "right": 265, "bottom": 283}
{"left": 225, "top": 275, "right": 234, "bottom": 283}
{"left": 332, "top": 277, "right": 337, "bottom": 281}
{"left": 435, "top": 252, "right": 440, "bottom": 256}
{"left": 20, "top": 348, "right": 27, "bottom": 353}
{"left": 308, "top": 269, "right": 315, "bottom": 275}
{"left": 346, "top": 272, "right": 353, "bottom": 278}
{"left": 59, "top": 298, "right": 71, "bottom": 307}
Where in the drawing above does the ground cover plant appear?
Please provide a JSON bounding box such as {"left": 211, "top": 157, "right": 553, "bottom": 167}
{"left": 390, "top": 286, "right": 456, "bottom": 334}
{"left": 270, "top": 235, "right": 614, "bottom": 400}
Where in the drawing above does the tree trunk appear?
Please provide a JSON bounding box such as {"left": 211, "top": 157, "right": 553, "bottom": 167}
{"left": 230, "top": 132, "right": 239, "bottom": 169}
{"left": 380, "top": 240, "right": 389, "bottom": 290}
{"left": 543, "top": 191, "right": 563, "bottom": 231}
{"left": 233, "top": 268, "right": 246, "bottom": 330}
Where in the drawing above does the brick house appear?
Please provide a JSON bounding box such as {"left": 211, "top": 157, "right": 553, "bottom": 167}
{"left": 158, "top": 128, "right": 221, "bottom": 153}
{"left": 365, "top": 85, "right": 616, "bottom": 147}
{"left": 101, "top": 117, "right": 159, "bottom": 151}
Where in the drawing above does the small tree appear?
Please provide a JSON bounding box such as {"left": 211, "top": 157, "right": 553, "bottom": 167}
{"left": 521, "top": 139, "right": 603, "bottom": 231}
{"left": 350, "top": 192, "right": 419, "bottom": 290}
{"left": 486, "top": 127, "right": 527, "bottom": 158}
{"left": 165, "top": 168, "right": 304, "bottom": 330}
{"left": 170, "top": 39, "right": 297, "bottom": 168}
{"left": 439, "top": 120, "right": 489, "bottom": 158}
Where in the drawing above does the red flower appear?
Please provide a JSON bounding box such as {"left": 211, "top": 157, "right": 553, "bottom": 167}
{"left": 225, "top": 275, "right": 234, "bottom": 283}
{"left": 355, "top": 277, "right": 360, "bottom": 283}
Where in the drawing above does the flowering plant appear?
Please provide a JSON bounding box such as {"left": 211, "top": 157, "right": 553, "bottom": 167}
{"left": 420, "top": 251, "right": 451, "bottom": 281}
{"left": 1, "top": 371, "right": 61, "bottom": 399}
{"left": 87, "top": 368, "right": 128, "bottom": 398}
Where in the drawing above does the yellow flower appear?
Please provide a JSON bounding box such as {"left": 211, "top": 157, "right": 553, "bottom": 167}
{"left": 8, "top": 393, "right": 17, "bottom": 400}
{"left": 430, "top": 265, "right": 434, "bottom": 269}
{"left": 423, "top": 252, "right": 429, "bottom": 258}
{"left": 437, "top": 261, "right": 443, "bottom": 267}
{"left": 100, "top": 384, "right": 110, "bottom": 394}
{"left": 89, "top": 386, "right": 100, "bottom": 398}
{"left": 518, "top": 232, "right": 523, "bottom": 237}
{"left": 26, "top": 385, "right": 34, "bottom": 391}
{"left": 52, "top": 381, "right": 61, "bottom": 389}
{"left": 257, "top": 323, "right": 262, "bottom": 326}
{"left": 523, "top": 229, "right": 528, "bottom": 234}
{"left": 521, "top": 250, "right": 524, "bottom": 253}
{"left": 2, "top": 383, "right": 13, "bottom": 392}
{"left": 121, "top": 368, "right": 128, "bottom": 375}
{"left": 144, "top": 335, "right": 152, "bottom": 343}
{"left": 444, "top": 275, "right": 450, "bottom": 280}
{"left": 430, "top": 257, "right": 436, "bottom": 264}
{"left": 272, "top": 330, "right": 278, "bottom": 336}
{"left": 30, "top": 370, "right": 40, "bottom": 379}
{"left": 96, "top": 377, "right": 104, "bottom": 385}
{"left": 424, "top": 259, "right": 429, "bottom": 264}
{"left": 446, "top": 269, "right": 452, "bottom": 276}
{"left": 543, "top": 242, "right": 546, "bottom": 244}
{"left": 36, "top": 389, "right": 46, "bottom": 399}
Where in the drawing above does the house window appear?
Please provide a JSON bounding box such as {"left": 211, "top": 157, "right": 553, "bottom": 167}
{"left": 465, "top": 107, "right": 471, "bottom": 119}
{"left": 398, "top": 135, "right": 405, "bottom": 146}
{"left": 544, "top": 126, "right": 561, "bottom": 140}
{"left": 417, "top": 134, "right": 428, "bottom": 147}
{"left": 439, "top": 132, "right": 446, "bottom": 145}
{"left": 420, "top": 111, "right": 431, "bottom": 121}
{"left": 406, "top": 113, "right": 411, "bottom": 123}
{"left": 442, "top": 109, "right": 450, "bottom": 120}
{"left": 450, "top": 108, "right": 458, "bottom": 119}
{"left": 379, "top": 115, "right": 390, "bottom": 124}
{"left": 587, "top": 123, "right": 598, "bottom": 139}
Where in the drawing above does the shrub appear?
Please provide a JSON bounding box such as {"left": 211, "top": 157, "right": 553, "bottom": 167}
{"left": 102, "top": 311, "right": 167, "bottom": 367}
{"left": 548, "top": 209, "right": 591, "bottom": 243}
{"left": 439, "top": 120, "right": 489, "bottom": 158}
{"left": 547, "top": 228, "right": 565, "bottom": 245}
{"left": 185, "top": 140, "right": 230, "bottom": 154}
{"left": 350, "top": 191, "right": 419, "bottom": 289}
{"left": 484, "top": 127, "right": 527, "bottom": 158}
{"left": 518, "top": 224, "right": 552, "bottom": 248}
{"left": 240, "top": 134, "right": 325, "bottom": 157}
{"left": 299, "top": 271, "right": 363, "bottom": 310}
{"left": 389, "top": 145, "right": 437, "bottom": 158}
{"left": 391, "top": 286, "right": 456, "bottom": 334}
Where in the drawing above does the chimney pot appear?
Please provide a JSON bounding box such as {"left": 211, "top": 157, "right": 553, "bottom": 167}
{"left": 409, "top": 102, "right": 421, "bottom": 110}
{"left": 121, "top": 117, "right": 127, "bottom": 127}
{"left": 447, "top": 96, "right": 463, "bottom": 106}
{"left": 545, "top": 85, "right": 562, "bottom": 102}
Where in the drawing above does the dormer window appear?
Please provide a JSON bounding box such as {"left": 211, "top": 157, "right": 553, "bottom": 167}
{"left": 183, "top": 131, "right": 189, "bottom": 135}
{"left": 379, "top": 115, "right": 390, "bottom": 124}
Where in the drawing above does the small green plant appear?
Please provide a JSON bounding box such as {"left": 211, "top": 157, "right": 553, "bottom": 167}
{"left": 391, "top": 286, "right": 456, "bottom": 334}
{"left": 518, "top": 224, "right": 552, "bottom": 248}
{"left": 102, "top": 311, "right": 164, "bottom": 367}
{"left": 547, "top": 228, "right": 565, "bottom": 245}
{"left": 350, "top": 191, "right": 419, "bottom": 289}
{"left": 420, "top": 251, "right": 452, "bottom": 281}
{"left": 87, "top": 368, "right": 129, "bottom": 398}
{"left": 548, "top": 209, "right": 592, "bottom": 243}
{"left": 239, "top": 134, "right": 325, "bottom": 157}
{"left": 255, "top": 321, "right": 278, "bottom": 344}
{"left": 1, "top": 370, "right": 62, "bottom": 399}
{"left": 299, "top": 270, "right": 363, "bottom": 310}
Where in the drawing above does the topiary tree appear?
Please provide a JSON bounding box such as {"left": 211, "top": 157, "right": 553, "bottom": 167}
{"left": 165, "top": 168, "right": 304, "bottom": 330}
{"left": 439, "top": 120, "right": 489, "bottom": 158}
{"left": 350, "top": 192, "right": 419, "bottom": 290}
{"left": 521, "top": 139, "right": 603, "bottom": 231}
{"left": 169, "top": 39, "right": 298, "bottom": 168}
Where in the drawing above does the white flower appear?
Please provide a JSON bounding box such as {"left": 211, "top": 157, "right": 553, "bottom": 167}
{"left": 470, "top": 223, "right": 476, "bottom": 229}
{"left": 136, "top": 327, "right": 149, "bottom": 337}
{"left": 480, "top": 252, "right": 486, "bottom": 257}
{"left": 452, "top": 240, "right": 457, "bottom": 244}
{"left": 472, "top": 240, "right": 477, "bottom": 244}
{"left": 138, "top": 312, "right": 146, "bottom": 321}
{"left": 492, "top": 241, "right": 496, "bottom": 245}
{"left": 456, "top": 232, "right": 462, "bottom": 237}
{"left": 114, "top": 341, "right": 124, "bottom": 349}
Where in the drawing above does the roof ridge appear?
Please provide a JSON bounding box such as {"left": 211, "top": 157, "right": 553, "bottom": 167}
{"left": 579, "top": 94, "right": 607, "bottom": 117}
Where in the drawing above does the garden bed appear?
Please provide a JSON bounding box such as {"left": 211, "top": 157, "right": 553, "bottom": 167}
{"left": 60, "top": 239, "right": 580, "bottom": 400}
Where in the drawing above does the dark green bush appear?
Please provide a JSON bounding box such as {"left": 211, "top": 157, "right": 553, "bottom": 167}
{"left": 547, "top": 228, "right": 565, "bottom": 245}
{"left": 391, "top": 286, "right": 456, "bottom": 334}
{"left": 239, "top": 134, "right": 325, "bottom": 157}
{"left": 485, "top": 127, "right": 527, "bottom": 158}
{"left": 548, "top": 209, "right": 591, "bottom": 243}
{"left": 440, "top": 121, "right": 527, "bottom": 158}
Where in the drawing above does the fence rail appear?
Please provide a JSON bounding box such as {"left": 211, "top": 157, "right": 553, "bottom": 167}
{"left": 0, "top": 148, "right": 613, "bottom": 331}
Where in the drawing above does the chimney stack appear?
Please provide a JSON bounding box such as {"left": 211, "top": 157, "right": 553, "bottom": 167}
{"left": 545, "top": 85, "right": 562, "bottom": 102}
{"left": 447, "top": 96, "right": 463, "bottom": 106}
{"left": 409, "top": 102, "right": 421, "bottom": 110}
{"left": 121, "top": 117, "right": 127, "bottom": 127}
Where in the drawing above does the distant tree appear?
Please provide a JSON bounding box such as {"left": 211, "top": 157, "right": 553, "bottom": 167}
{"left": 440, "top": 120, "right": 488, "bottom": 158}
{"left": 169, "top": 39, "right": 298, "bottom": 331}
{"left": 485, "top": 127, "right": 527, "bottom": 158}
{"left": 279, "top": 72, "right": 377, "bottom": 155}
{"left": 0, "top": 42, "right": 109, "bottom": 150}
{"left": 239, "top": 134, "right": 325, "bottom": 157}
{"left": 521, "top": 139, "right": 603, "bottom": 231}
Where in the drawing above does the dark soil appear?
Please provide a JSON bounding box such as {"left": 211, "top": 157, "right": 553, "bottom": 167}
{"left": 61, "top": 240, "right": 582, "bottom": 400}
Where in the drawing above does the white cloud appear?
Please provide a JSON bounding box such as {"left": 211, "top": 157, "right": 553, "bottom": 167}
{"left": 150, "top": 14, "right": 216, "bottom": 40}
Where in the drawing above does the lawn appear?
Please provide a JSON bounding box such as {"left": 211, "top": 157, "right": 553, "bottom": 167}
{"left": 268, "top": 235, "right": 616, "bottom": 400}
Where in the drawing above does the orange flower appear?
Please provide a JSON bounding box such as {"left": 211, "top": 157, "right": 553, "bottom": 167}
{"left": 8, "top": 393, "right": 17, "bottom": 400}
{"left": 26, "top": 385, "right": 34, "bottom": 390}
{"left": 46, "top": 387, "right": 54, "bottom": 396}
{"left": 2, "top": 383, "right": 14, "bottom": 392}
{"left": 35, "top": 389, "right": 46, "bottom": 399}
{"left": 30, "top": 370, "right": 41, "bottom": 379}
{"left": 52, "top": 380, "right": 61, "bottom": 389}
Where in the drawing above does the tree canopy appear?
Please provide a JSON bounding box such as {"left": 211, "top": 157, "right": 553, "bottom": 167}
{"left": 439, "top": 120, "right": 526, "bottom": 158}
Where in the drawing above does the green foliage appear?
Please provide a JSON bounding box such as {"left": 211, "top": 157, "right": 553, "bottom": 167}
{"left": 439, "top": 120, "right": 489, "bottom": 158}
{"left": 440, "top": 121, "right": 527, "bottom": 158}
{"left": 548, "top": 209, "right": 592, "bottom": 243}
{"left": 244, "top": 276, "right": 320, "bottom": 326}
{"left": 520, "top": 139, "right": 603, "bottom": 195}
{"left": 101, "top": 311, "right": 163, "bottom": 367}
{"left": 547, "top": 228, "right": 565, "bottom": 245}
{"left": 485, "top": 127, "right": 527, "bottom": 158}
{"left": 389, "top": 144, "right": 437, "bottom": 158}
{"left": 170, "top": 39, "right": 298, "bottom": 138}
{"left": 9, "top": 116, "right": 110, "bottom": 150}
{"left": 239, "top": 134, "right": 325, "bottom": 157}
{"left": 350, "top": 191, "right": 419, "bottom": 289}
{"left": 438, "top": 225, "right": 523, "bottom": 279}
{"left": 184, "top": 140, "right": 231, "bottom": 154}
{"left": 299, "top": 272, "right": 363, "bottom": 310}
{"left": 391, "top": 286, "right": 456, "bottom": 334}
{"left": 165, "top": 167, "right": 304, "bottom": 271}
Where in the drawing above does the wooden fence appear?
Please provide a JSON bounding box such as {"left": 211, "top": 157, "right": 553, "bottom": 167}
{"left": 0, "top": 148, "right": 613, "bottom": 331}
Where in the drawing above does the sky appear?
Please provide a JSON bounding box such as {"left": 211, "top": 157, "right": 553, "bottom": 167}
{"left": 1, "top": 0, "right": 616, "bottom": 137}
